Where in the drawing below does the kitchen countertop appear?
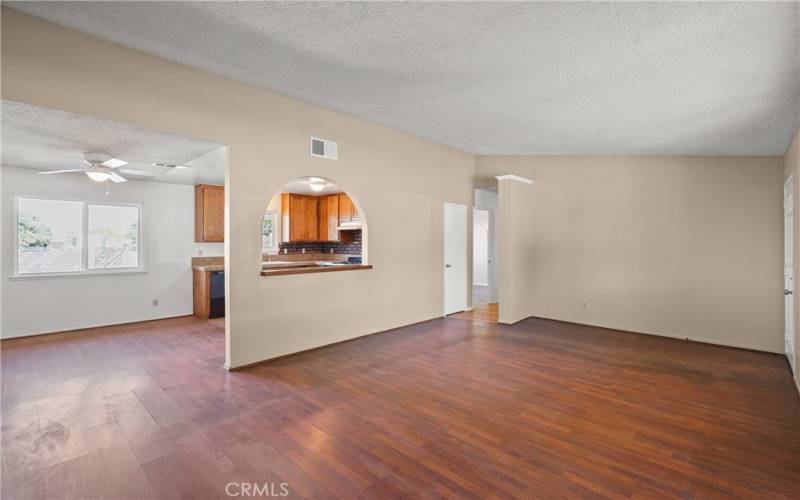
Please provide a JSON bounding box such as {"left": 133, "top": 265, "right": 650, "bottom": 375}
{"left": 192, "top": 264, "right": 224, "bottom": 272}
{"left": 191, "top": 256, "right": 224, "bottom": 272}
{"left": 263, "top": 253, "right": 358, "bottom": 262}
{"left": 192, "top": 255, "right": 368, "bottom": 274}
{"left": 261, "top": 264, "right": 372, "bottom": 276}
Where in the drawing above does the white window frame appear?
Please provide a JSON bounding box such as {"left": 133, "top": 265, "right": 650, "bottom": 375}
{"left": 13, "top": 196, "right": 146, "bottom": 279}
{"left": 262, "top": 210, "right": 279, "bottom": 255}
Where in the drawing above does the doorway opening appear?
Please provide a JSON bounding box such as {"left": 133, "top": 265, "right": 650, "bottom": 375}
{"left": 451, "top": 186, "right": 499, "bottom": 323}
{"left": 473, "top": 187, "right": 498, "bottom": 321}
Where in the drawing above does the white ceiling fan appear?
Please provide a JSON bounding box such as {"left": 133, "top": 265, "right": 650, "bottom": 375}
{"left": 38, "top": 152, "right": 156, "bottom": 183}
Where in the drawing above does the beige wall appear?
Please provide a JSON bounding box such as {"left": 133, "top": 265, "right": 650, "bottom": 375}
{"left": 1, "top": 8, "right": 788, "bottom": 365}
{"left": 496, "top": 178, "right": 536, "bottom": 324}
{"left": 784, "top": 127, "right": 800, "bottom": 387}
{"left": 0, "top": 9, "right": 476, "bottom": 367}
{"left": 478, "top": 155, "right": 785, "bottom": 352}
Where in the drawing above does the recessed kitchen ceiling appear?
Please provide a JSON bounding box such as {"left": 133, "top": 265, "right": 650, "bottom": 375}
{"left": 1, "top": 101, "right": 225, "bottom": 185}
{"left": 281, "top": 177, "right": 343, "bottom": 196}
{"left": 7, "top": 2, "right": 800, "bottom": 156}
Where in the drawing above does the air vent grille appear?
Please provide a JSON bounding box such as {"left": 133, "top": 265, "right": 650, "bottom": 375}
{"left": 310, "top": 137, "right": 338, "bottom": 160}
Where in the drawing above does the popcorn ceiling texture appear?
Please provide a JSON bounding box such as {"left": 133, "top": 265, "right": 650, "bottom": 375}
{"left": 1, "top": 101, "right": 223, "bottom": 183}
{"left": 8, "top": 2, "right": 799, "bottom": 156}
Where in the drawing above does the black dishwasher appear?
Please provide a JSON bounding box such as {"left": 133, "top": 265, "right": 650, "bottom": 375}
{"left": 209, "top": 271, "right": 225, "bottom": 318}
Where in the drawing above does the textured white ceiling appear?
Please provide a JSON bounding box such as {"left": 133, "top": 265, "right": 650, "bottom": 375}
{"left": 1, "top": 101, "right": 225, "bottom": 185}
{"left": 8, "top": 2, "right": 800, "bottom": 155}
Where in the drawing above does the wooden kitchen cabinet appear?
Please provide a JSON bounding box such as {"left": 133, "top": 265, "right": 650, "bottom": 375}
{"left": 195, "top": 184, "right": 224, "bottom": 242}
{"left": 318, "top": 194, "right": 340, "bottom": 241}
{"left": 338, "top": 193, "right": 360, "bottom": 225}
{"left": 281, "top": 193, "right": 319, "bottom": 242}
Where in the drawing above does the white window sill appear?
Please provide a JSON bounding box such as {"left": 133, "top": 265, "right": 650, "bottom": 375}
{"left": 10, "top": 270, "right": 147, "bottom": 280}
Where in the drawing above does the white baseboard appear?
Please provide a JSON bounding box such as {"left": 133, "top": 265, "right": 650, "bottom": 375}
{"left": 530, "top": 314, "right": 783, "bottom": 354}
{"left": 1, "top": 313, "right": 193, "bottom": 340}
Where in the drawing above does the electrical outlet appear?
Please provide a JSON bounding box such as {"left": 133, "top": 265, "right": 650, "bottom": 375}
{"left": 153, "top": 299, "right": 159, "bottom": 307}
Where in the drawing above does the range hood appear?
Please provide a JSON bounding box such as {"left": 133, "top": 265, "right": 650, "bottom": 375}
{"left": 337, "top": 223, "right": 362, "bottom": 231}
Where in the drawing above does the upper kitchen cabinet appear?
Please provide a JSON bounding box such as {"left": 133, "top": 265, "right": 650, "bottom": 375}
{"left": 318, "top": 194, "right": 340, "bottom": 242}
{"left": 338, "top": 193, "right": 360, "bottom": 226}
{"left": 195, "top": 184, "right": 224, "bottom": 242}
{"left": 281, "top": 193, "right": 319, "bottom": 242}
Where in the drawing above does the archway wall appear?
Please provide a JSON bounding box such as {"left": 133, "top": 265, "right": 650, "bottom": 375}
{"left": 0, "top": 9, "right": 476, "bottom": 368}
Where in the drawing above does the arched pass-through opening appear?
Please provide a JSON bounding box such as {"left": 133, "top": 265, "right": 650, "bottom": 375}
{"left": 259, "top": 176, "right": 371, "bottom": 276}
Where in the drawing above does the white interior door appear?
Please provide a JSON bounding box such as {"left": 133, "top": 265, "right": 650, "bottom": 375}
{"left": 488, "top": 208, "right": 497, "bottom": 303}
{"left": 444, "top": 203, "right": 467, "bottom": 315}
{"left": 785, "top": 177, "right": 795, "bottom": 373}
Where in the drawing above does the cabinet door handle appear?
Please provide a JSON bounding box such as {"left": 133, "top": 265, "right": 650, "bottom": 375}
{"left": 445, "top": 264, "right": 452, "bottom": 268}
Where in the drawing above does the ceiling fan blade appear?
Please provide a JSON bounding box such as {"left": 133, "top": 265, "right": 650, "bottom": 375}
{"left": 39, "top": 169, "right": 84, "bottom": 175}
{"left": 108, "top": 172, "right": 127, "bottom": 183}
{"left": 102, "top": 158, "right": 127, "bottom": 168}
{"left": 118, "top": 168, "right": 155, "bottom": 177}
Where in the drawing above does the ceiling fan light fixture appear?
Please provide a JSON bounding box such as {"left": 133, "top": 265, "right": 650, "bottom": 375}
{"left": 102, "top": 158, "right": 127, "bottom": 168}
{"left": 86, "top": 170, "right": 112, "bottom": 182}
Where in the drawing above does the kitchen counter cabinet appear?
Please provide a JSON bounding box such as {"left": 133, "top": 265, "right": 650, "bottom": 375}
{"left": 338, "top": 193, "right": 359, "bottom": 225}
{"left": 195, "top": 184, "right": 224, "bottom": 242}
{"left": 281, "top": 193, "right": 319, "bottom": 242}
{"left": 318, "top": 194, "right": 340, "bottom": 241}
{"left": 193, "top": 268, "right": 225, "bottom": 319}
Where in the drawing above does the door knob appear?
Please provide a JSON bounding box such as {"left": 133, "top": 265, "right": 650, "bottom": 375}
{"left": 445, "top": 264, "right": 452, "bottom": 268}
{"left": 786, "top": 290, "right": 793, "bottom": 295}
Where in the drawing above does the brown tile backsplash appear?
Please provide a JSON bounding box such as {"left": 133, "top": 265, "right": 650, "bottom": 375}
{"left": 278, "top": 229, "right": 362, "bottom": 255}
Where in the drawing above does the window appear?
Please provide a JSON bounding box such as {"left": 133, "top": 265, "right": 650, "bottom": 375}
{"left": 15, "top": 197, "right": 143, "bottom": 277}
{"left": 17, "top": 198, "right": 83, "bottom": 274}
{"left": 262, "top": 210, "right": 278, "bottom": 254}
{"left": 88, "top": 204, "right": 140, "bottom": 270}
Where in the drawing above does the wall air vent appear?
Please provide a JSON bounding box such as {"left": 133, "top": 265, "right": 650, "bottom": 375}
{"left": 310, "top": 137, "right": 338, "bottom": 160}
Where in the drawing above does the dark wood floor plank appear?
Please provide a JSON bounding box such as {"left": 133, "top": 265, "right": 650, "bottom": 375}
{"left": 3, "top": 314, "right": 799, "bottom": 499}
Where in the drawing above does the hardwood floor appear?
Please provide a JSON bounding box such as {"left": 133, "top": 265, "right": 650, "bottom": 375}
{"left": 472, "top": 284, "right": 491, "bottom": 305}
{"left": 451, "top": 302, "right": 498, "bottom": 322}
{"left": 2, "top": 315, "right": 799, "bottom": 498}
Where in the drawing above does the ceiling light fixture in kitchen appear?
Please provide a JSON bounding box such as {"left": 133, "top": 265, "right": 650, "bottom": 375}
{"left": 308, "top": 177, "right": 326, "bottom": 191}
